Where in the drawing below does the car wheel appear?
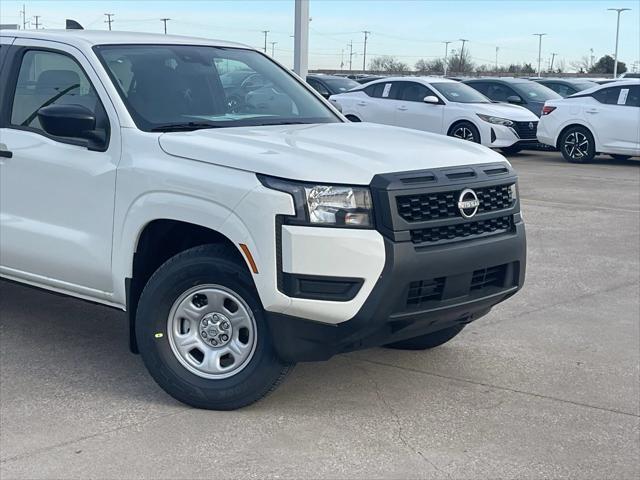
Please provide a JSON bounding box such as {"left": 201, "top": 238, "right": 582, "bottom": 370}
{"left": 501, "top": 145, "right": 523, "bottom": 155}
{"left": 610, "top": 154, "right": 631, "bottom": 161}
{"left": 135, "top": 244, "right": 293, "bottom": 410}
{"left": 559, "top": 126, "right": 595, "bottom": 163}
{"left": 385, "top": 325, "right": 465, "bottom": 350}
{"left": 345, "top": 115, "right": 361, "bottom": 122}
{"left": 448, "top": 121, "right": 481, "bottom": 144}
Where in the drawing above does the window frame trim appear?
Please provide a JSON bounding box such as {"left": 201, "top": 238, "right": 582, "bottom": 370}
{"left": 4, "top": 45, "right": 111, "bottom": 152}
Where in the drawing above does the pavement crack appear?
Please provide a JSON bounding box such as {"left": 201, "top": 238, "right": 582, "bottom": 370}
{"left": 0, "top": 408, "right": 189, "bottom": 465}
{"left": 355, "top": 362, "right": 451, "bottom": 478}
{"left": 350, "top": 357, "right": 640, "bottom": 419}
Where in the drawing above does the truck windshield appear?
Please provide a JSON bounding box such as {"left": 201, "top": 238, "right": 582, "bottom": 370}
{"left": 94, "top": 44, "right": 339, "bottom": 131}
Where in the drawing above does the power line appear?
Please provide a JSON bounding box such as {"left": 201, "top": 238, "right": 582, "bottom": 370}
{"left": 104, "top": 13, "right": 115, "bottom": 31}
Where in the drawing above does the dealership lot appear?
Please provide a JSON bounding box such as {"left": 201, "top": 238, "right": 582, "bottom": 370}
{"left": 0, "top": 151, "right": 638, "bottom": 479}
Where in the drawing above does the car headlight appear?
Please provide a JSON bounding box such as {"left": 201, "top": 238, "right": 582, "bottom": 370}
{"left": 259, "top": 176, "right": 374, "bottom": 228}
{"left": 477, "top": 114, "right": 514, "bottom": 127}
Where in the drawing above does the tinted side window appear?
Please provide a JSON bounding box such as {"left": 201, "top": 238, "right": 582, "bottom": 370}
{"left": 546, "top": 83, "right": 574, "bottom": 97}
{"left": 10, "top": 50, "right": 106, "bottom": 133}
{"left": 396, "top": 81, "right": 432, "bottom": 102}
{"left": 485, "top": 83, "right": 518, "bottom": 102}
{"left": 626, "top": 86, "right": 640, "bottom": 107}
{"left": 593, "top": 86, "right": 639, "bottom": 107}
{"left": 308, "top": 79, "right": 329, "bottom": 96}
{"left": 364, "top": 82, "right": 391, "bottom": 98}
{"left": 467, "top": 82, "right": 490, "bottom": 96}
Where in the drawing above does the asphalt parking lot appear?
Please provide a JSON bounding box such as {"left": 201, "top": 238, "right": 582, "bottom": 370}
{"left": 1, "top": 151, "right": 638, "bottom": 479}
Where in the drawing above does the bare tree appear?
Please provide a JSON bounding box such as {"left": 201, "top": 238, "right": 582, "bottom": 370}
{"left": 570, "top": 55, "right": 591, "bottom": 73}
{"left": 415, "top": 58, "right": 445, "bottom": 74}
{"left": 369, "top": 56, "right": 409, "bottom": 73}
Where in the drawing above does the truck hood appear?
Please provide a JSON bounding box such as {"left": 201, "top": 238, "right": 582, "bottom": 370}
{"left": 159, "top": 122, "right": 508, "bottom": 185}
{"left": 473, "top": 102, "right": 539, "bottom": 121}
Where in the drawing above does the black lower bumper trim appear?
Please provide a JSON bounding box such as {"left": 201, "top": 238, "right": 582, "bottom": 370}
{"left": 266, "top": 221, "right": 526, "bottom": 362}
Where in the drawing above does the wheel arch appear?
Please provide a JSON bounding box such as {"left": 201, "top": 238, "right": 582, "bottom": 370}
{"left": 447, "top": 119, "right": 482, "bottom": 142}
{"left": 555, "top": 122, "right": 599, "bottom": 151}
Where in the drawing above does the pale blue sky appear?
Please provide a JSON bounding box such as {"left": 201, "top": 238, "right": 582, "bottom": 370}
{"left": 1, "top": 0, "right": 638, "bottom": 71}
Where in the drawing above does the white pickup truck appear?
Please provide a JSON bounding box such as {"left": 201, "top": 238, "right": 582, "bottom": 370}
{"left": 0, "top": 29, "right": 526, "bottom": 410}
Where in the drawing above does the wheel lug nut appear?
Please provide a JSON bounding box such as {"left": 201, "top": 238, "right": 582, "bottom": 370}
{"left": 220, "top": 334, "right": 229, "bottom": 342}
{"left": 211, "top": 339, "right": 218, "bottom": 346}
{"left": 201, "top": 331, "right": 207, "bottom": 338}
{"left": 221, "top": 322, "right": 229, "bottom": 329}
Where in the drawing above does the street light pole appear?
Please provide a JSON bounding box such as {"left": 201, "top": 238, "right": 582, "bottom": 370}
{"left": 608, "top": 8, "right": 631, "bottom": 78}
{"left": 270, "top": 42, "right": 278, "bottom": 57}
{"left": 533, "top": 33, "right": 547, "bottom": 76}
{"left": 443, "top": 41, "right": 452, "bottom": 76}
{"left": 261, "top": 30, "right": 269, "bottom": 53}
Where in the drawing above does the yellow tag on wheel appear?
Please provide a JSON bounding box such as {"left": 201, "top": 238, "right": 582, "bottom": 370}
{"left": 154, "top": 332, "right": 164, "bottom": 338}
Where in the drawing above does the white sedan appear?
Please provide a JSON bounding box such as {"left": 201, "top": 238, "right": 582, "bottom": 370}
{"left": 329, "top": 77, "right": 541, "bottom": 154}
{"left": 537, "top": 80, "right": 640, "bottom": 163}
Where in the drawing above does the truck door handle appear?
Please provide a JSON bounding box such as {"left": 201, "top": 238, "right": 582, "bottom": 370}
{"left": 585, "top": 109, "right": 599, "bottom": 114}
{"left": 357, "top": 101, "right": 367, "bottom": 106}
{"left": 397, "top": 106, "right": 408, "bottom": 111}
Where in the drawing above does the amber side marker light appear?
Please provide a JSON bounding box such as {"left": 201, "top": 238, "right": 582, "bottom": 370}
{"left": 239, "top": 244, "right": 259, "bottom": 274}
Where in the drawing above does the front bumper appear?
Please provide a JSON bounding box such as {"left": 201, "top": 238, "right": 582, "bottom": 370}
{"left": 266, "top": 163, "right": 526, "bottom": 362}
{"left": 268, "top": 221, "right": 525, "bottom": 362}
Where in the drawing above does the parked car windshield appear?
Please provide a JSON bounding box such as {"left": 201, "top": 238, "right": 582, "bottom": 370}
{"left": 322, "top": 77, "right": 360, "bottom": 93}
{"left": 94, "top": 45, "right": 339, "bottom": 131}
{"left": 430, "top": 82, "right": 491, "bottom": 103}
{"left": 513, "top": 82, "right": 562, "bottom": 101}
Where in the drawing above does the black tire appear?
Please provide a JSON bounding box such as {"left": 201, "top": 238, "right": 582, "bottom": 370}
{"left": 448, "top": 121, "right": 481, "bottom": 144}
{"left": 501, "top": 145, "right": 523, "bottom": 155}
{"left": 559, "top": 126, "right": 595, "bottom": 163}
{"left": 135, "top": 244, "right": 293, "bottom": 410}
{"left": 385, "top": 325, "right": 465, "bottom": 350}
{"left": 610, "top": 154, "right": 631, "bottom": 161}
{"left": 345, "top": 114, "right": 361, "bottom": 122}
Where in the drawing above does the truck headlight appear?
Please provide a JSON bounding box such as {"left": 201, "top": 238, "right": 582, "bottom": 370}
{"left": 258, "top": 176, "right": 374, "bottom": 228}
{"left": 477, "top": 114, "right": 514, "bottom": 127}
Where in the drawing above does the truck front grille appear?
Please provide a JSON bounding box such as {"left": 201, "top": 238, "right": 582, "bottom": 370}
{"left": 410, "top": 216, "right": 513, "bottom": 244}
{"left": 407, "top": 277, "right": 445, "bottom": 306}
{"left": 397, "top": 184, "right": 514, "bottom": 223}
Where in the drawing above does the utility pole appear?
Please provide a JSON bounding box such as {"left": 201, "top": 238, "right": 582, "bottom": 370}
{"left": 533, "top": 33, "right": 547, "bottom": 76}
{"left": 608, "top": 8, "right": 631, "bottom": 78}
{"left": 20, "top": 4, "right": 27, "bottom": 29}
{"left": 261, "top": 30, "right": 269, "bottom": 53}
{"left": 495, "top": 46, "right": 500, "bottom": 72}
{"left": 458, "top": 39, "right": 468, "bottom": 73}
{"left": 549, "top": 52, "right": 558, "bottom": 72}
{"left": 348, "top": 41, "right": 355, "bottom": 71}
{"left": 33, "top": 15, "right": 41, "bottom": 30}
{"left": 443, "top": 41, "right": 452, "bottom": 76}
{"left": 293, "top": 0, "right": 309, "bottom": 78}
{"left": 270, "top": 42, "right": 278, "bottom": 57}
{"left": 160, "top": 18, "right": 170, "bottom": 34}
{"left": 589, "top": 48, "right": 595, "bottom": 69}
{"left": 104, "top": 13, "right": 114, "bottom": 31}
{"left": 362, "top": 30, "right": 370, "bottom": 72}
{"left": 340, "top": 48, "right": 344, "bottom": 70}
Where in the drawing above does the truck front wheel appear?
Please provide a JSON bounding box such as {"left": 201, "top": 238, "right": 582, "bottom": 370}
{"left": 385, "top": 325, "right": 465, "bottom": 350}
{"left": 135, "top": 244, "right": 292, "bottom": 410}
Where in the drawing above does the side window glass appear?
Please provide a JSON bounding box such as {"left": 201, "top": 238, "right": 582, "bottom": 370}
{"left": 592, "top": 87, "right": 616, "bottom": 105}
{"left": 364, "top": 82, "right": 388, "bottom": 98}
{"left": 10, "top": 50, "right": 105, "bottom": 133}
{"left": 399, "top": 82, "right": 430, "bottom": 102}
{"left": 309, "top": 79, "right": 329, "bottom": 97}
{"left": 468, "top": 82, "right": 489, "bottom": 96}
{"left": 625, "top": 86, "right": 640, "bottom": 107}
{"left": 549, "top": 83, "right": 570, "bottom": 97}
{"left": 487, "top": 84, "right": 516, "bottom": 102}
